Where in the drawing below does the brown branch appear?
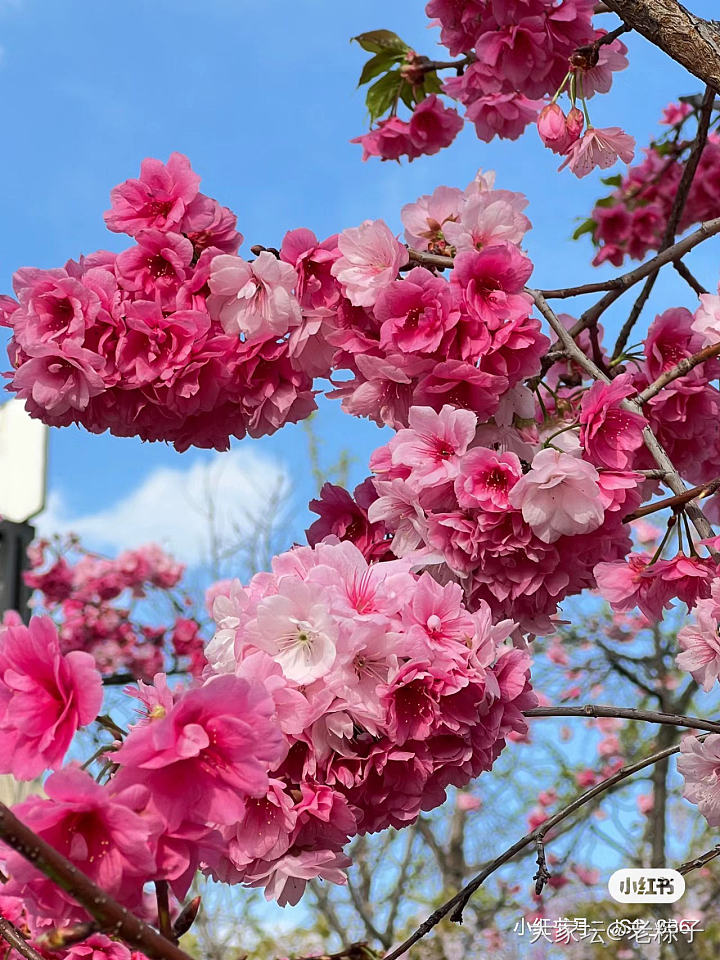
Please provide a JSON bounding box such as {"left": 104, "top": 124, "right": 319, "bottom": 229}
{"left": 524, "top": 703, "right": 720, "bottom": 734}
{"left": 0, "top": 918, "right": 45, "bottom": 960}
{"left": 382, "top": 734, "right": 709, "bottom": 960}
{"left": 613, "top": 85, "right": 716, "bottom": 359}
{"left": 637, "top": 341, "right": 720, "bottom": 402}
{"left": 673, "top": 259, "right": 708, "bottom": 296}
{"left": 529, "top": 288, "right": 717, "bottom": 544}
{"left": 538, "top": 216, "right": 720, "bottom": 301}
{"left": 602, "top": 0, "right": 720, "bottom": 89}
{"left": 0, "top": 802, "right": 193, "bottom": 960}
{"left": 678, "top": 844, "right": 720, "bottom": 876}
{"left": 623, "top": 478, "right": 720, "bottom": 521}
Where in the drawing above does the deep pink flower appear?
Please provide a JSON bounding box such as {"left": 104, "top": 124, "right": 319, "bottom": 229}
{"left": 115, "top": 230, "right": 194, "bottom": 308}
{"left": 104, "top": 153, "right": 201, "bottom": 236}
{"left": 10, "top": 342, "right": 105, "bottom": 417}
{"left": 112, "top": 675, "right": 284, "bottom": 830}
{"left": 0, "top": 617, "right": 102, "bottom": 778}
{"left": 376, "top": 268, "right": 458, "bottom": 354}
{"left": 407, "top": 95, "right": 464, "bottom": 156}
{"left": 331, "top": 220, "right": 409, "bottom": 307}
{"left": 11, "top": 268, "right": 101, "bottom": 350}
{"left": 594, "top": 552, "right": 673, "bottom": 622}
{"left": 115, "top": 302, "right": 210, "bottom": 387}
{"left": 508, "top": 449, "right": 604, "bottom": 543}
{"left": 559, "top": 127, "right": 635, "bottom": 178}
{"left": 466, "top": 92, "right": 542, "bottom": 143}
{"left": 414, "top": 359, "right": 508, "bottom": 421}
{"left": 208, "top": 252, "right": 301, "bottom": 340}
{"left": 180, "top": 194, "right": 243, "bottom": 254}
{"left": 579, "top": 373, "right": 646, "bottom": 470}
{"left": 280, "top": 229, "right": 341, "bottom": 310}
{"left": 351, "top": 117, "right": 416, "bottom": 162}
{"left": 450, "top": 244, "right": 533, "bottom": 327}
{"left": 65, "top": 934, "right": 132, "bottom": 960}
{"left": 454, "top": 447, "right": 522, "bottom": 510}
{"left": 3, "top": 767, "right": 158, "bottom": 919}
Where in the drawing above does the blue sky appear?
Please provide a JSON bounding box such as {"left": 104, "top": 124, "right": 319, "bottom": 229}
{"left": 1, "top": 0, "right": 718, "bottom": 560}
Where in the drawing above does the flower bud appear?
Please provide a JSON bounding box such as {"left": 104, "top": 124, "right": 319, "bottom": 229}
{"left": 537, "top": 103, "right": 572, "bottom": 154}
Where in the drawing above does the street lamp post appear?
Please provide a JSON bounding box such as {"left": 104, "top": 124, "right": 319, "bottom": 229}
{"left": 0, "top": 400, "right": 48, "bottom": 622}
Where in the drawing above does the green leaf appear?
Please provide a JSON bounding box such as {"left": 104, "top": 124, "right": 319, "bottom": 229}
{"left": 594, "top": 195, "right": 617, "bottom": 208}
{"left": 358, "top": 50, "right": 405, "bottom": 86}
{"left": 600, "top": 174, "right": 622, "bottom": 187}
{"left": 366, "top": 70, "right": 403, "bottom": 122}
{"left": 352, "top": 29, "right": 409, "bottom": 55}
{"left": 422, "top": 71, "right": 443, "bottom": 95}
{"left": 399, "top": 81, "right": 415, "bottom": 110}
{"left": 572, "top": 218, "right": 597, "bottom": 241}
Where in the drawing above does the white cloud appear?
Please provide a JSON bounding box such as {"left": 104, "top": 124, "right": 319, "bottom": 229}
{"left": 37, "top": 448, "right": 290, "bottom": 569}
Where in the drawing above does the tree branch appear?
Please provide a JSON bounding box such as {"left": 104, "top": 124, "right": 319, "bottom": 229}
{"left": 524, "top": 703, "right": 720, "bottom": 734}
{"left": 637, "top": 341, "right": 720, "bottom": 403}
{"left": 529, "top": 288, "right": 718, "bottom": 544}
{"left": 623, "top": 477, "right": 720, "bottom": 521}
{"left": 382, "top": 734, "right": 709, "bottom": 960}
{"left": 0, "top": 803, "right": 193, "bottom": 960}
{"left": 602, "top": 0, "right": 720, "bottom": 90}
{"left": 0, "top": 918, "right": 45, "bottom": 960}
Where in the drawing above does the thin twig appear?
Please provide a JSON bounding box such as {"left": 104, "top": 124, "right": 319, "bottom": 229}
{"left": 613, "top": 85, "right": 716, "bottom": 359}
{"left": 673, "top": 259, "right": 709, "bottom": 296}
{"left": 0, "top": 803, "right": 193, "bottom": 960}
{"left": 637, "top": 341, "right": 720, "bottom": 403}
{"left": 382, "top": 734, "right": 709, "bottom": 960}
{"left": 0, "top": 918, "right": 45, "bottom": 960}
{"left": 678, "top": 844, "right": 720, "bottom": 876}
{"left": 524, "top": 704, "right": 720, "bottom": 734}
{"left": 623, "top": 478, "right": 720, "bottom": 521}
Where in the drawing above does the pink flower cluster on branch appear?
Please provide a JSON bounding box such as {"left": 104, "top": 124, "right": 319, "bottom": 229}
{"left": 2, "top": 154, "right": 325, "bottom": 451}
{"left": 203, "top": 538, "right": 535, "bottom": 905}
{"left": 352, "top": 1, "right": 631, "bottom": 172}
{"left": 23, "top": 536, "right": 206, "bottom": 681}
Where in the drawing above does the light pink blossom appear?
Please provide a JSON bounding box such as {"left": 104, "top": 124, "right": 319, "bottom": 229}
{"left": 508, "top": 449, "right": 604, "bottom": 543}
{"left": 559, "top": 127, "right": 635, "bottom": 178}
{"left": 331, "top": 220, "right": 409, "bottom": 307}
{"left": 208, "top": 252, "right": 301, "bottom": 340}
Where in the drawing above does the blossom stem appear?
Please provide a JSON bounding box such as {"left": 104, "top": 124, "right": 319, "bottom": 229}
{"left": 0, "top": 802, "right": 194, "bottom": 960}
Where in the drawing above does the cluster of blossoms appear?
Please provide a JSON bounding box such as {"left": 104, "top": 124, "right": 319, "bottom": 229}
{"left": 0, "top": 539, "right": 534, "bottom": 935}
{"left": 22, "top": 536, "right": 205, "bottom": 680}
{"left": 1, "top": 154, "right": 326, "bottom": 450}
{"left": 353, "top": 0, "right": 632, "bottom": 176}
{"left": 589, "top": 103, "right": 720, "bottom": 265}
{"left": 328, "top": 170, "right": 548, "bottom": 429}
{"left": 202, "top": 537, "right": 535, "bottom": 903}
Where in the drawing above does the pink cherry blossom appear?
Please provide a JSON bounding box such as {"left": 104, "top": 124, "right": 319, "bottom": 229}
{"left": 579, "top": 373, "right": 646, "bottom": 470}
{"left": 207, "top": 252, "right": 301, "bottom": 340}
{"left": 4, "top": 767, "right": 158, "bottom": 919}
{"left": 10, "top": 342, "right": 105, "bottom": 417}
{"left": 677, "top": 589, "right": 720, "bottom": 691}
{"left": 454, "top": 447, "right": 522, "bottom": 511}
{"left": 536, "top": 103, "right": 583, "bottom": 155}
{"left": 104, "top": 152, "right": 201, "bottom": 236}
{"left": 331, "top": 220, "right": 409, "bottom": 307}
{"left": 678, "top": 734, "right": 720, "bottom": 828}
{"left": 375, "top": 268, "right": 458, "bottom": 354}
{"left": 559, "top": 126, "right": 635, "bottom": 178}
{"left": 407, "top": 95, "right": 464, "bottom": 156}
{"left": 65, "top": 934, "right": 132, "bottom": 960}
{"left": 0, "top": 617, "right": 103, "bottom": 779}
{"left": 401, "top": 185, "right": 463, "bottom": 253}
{"left": 351, "top": 117, "right": 415, "bottom": 162}
{"left": 508, "top": 449, "right": 604, "bottom": 543}
{"left": 112, "top": 675, "right": 285, "bottom": 830}
{"left": 691, "top": 293, "right": 720, "bottom": 345}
